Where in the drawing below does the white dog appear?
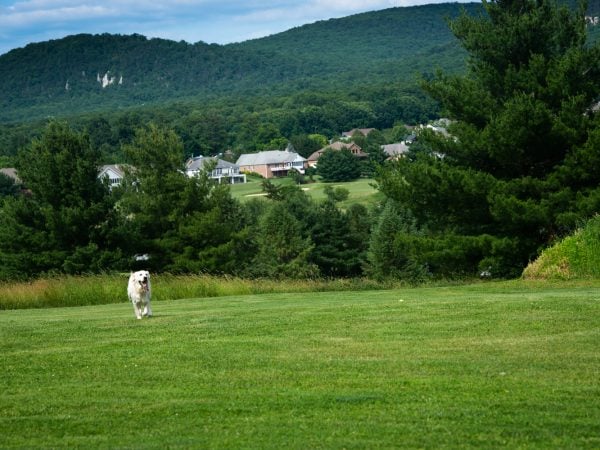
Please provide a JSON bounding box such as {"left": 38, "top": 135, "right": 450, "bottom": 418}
{"left": 127, "top": 270, "right": 152, "bottom": 319}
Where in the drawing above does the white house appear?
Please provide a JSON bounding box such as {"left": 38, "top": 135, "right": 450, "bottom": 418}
{"left": 98, "top": 164, "right": 129, "bottom": 189}
{"left": 185, "top": 156, "right": 246, "bottom": 184}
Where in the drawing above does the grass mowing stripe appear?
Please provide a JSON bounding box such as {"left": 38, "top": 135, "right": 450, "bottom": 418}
{"left": 1, "top": 282, "right": 599, "bottom": 448}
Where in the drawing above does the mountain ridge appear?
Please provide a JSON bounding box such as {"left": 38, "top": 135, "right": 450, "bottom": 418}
{"left": 1, "top": 1, "right": 597, "bottom": 125}
{"left": 0, "top": 3, "right": 481, "bottom": 123}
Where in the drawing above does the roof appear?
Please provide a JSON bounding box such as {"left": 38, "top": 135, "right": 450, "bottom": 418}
{"left": 186, "top": 156, "right": 238, "bottom": 171}
{"left": 382, "top": 142, "right": 410, "bottom": 157}
{"left": 342, "top": 128, "right": 376, "bottom": 137}
{"left": 0, "top": 168, "right": 21, "bottom": 184}
{"left": 98, "top": 164, "right": 129, "bottom": 178}
{"left": 308, "top": 141, "right": 367, "bottom": 161}
{"left": 236, "top": 150, "right": 306, "bottom": 166}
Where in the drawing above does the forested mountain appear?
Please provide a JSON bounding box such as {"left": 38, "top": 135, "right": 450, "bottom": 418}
{"left": 0, "top": 3, "right": 481, "bottom": 123}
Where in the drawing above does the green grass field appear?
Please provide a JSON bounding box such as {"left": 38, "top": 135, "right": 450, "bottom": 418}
{"left": 230, "top": 176, "right": 384, "bottom": 208}
{"left": 2, "top": 281, "right": 599, "bottom": 448}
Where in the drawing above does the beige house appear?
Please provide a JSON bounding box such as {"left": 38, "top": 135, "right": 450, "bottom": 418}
{"left": 236, "top": 150, "right": 307, "bottom": 179}
{"left": 307, "top": 141, "right": 368, "bottom": 168}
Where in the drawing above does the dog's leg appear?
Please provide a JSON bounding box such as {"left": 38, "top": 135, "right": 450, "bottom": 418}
{"left": 143, "top": 300, "right": 153, "bottom": 317}
{"left": 133, "top": 302, "right": 143, "bottom": 320}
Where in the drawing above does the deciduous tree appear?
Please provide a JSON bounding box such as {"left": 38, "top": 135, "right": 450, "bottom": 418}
{"left": 317, "top": 148, "right": 362, "bottom": 182}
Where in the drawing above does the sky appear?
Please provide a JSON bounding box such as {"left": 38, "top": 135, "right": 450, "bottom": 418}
{"left": 0, "top": 0, "right": 469, "bottom": 56}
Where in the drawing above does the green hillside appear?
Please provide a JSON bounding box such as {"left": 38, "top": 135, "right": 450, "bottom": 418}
{"left": 0, "top": 3, "right": 480, "bottom": 123}
{"left": 1, "top": 1, "right": 597, "bottom": 124}
{"left": 523, "top": 215, "right": 600, "bottom": 280}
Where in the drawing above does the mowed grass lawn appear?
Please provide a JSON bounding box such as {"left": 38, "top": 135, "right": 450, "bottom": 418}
{"left": 230, "top": 176, "right": 384, "bottom": 208}
{"left": 1, "top": 281, "right": 599, "bottom": 448}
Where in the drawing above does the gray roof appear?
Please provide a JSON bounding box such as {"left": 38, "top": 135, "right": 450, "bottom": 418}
{"left": 382, "top": 142, "right": 410, "bottom": 157}
{"left": 186, "top": 156, "right": 238, "bottom": 171}
{"left": 236, "top": 150, "right": 306, "bottom": 166}
{"left": 342, "top": 128, "right": 376, "bottom": 137}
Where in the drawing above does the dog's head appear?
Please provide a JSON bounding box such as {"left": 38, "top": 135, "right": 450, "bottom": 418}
{"left": 131, "top": 270, "right": 150, "bottom": 292}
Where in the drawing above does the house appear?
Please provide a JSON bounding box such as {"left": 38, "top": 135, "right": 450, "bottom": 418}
{"left": 382, "top": 142, "right": 410, "bottom": 160}
{"left": 307, "top": 141, "right": 368, "bottom": 168}
{"left": 185, "top": 156, "right": 246, "bottom": 184}
{"left": 236, "top": 150, "right": 307, "bottom": 179}
{"left": 421, "top": 118, "right": 453, "bottom": 138}
{"left": 2, "top": 166, "right": 130, "bottom": 191}
{"left": 342, "top": 128, "right": 376, "bottom": 138}
{"left": 404, "top": 133, "right": 417, "bottom": 144}
{"left": 98, "top": 164, "right": 131, "bottom": 189}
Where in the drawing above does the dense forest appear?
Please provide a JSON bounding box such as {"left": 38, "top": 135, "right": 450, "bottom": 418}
{"left": 0, "top": 4, "right": 478, "bottom": 124}
{"left": 0, "top": 0, "right": 598, "bottom": 282}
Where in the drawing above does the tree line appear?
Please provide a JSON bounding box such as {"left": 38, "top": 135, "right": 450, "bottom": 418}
{"left": 0, "top": 121, "right": 399, "bottom": 281}
{"left": 0, "top": 87, "right": 437, "bottom": 166}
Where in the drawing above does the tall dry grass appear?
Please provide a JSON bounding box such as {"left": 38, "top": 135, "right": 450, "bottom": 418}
{"left": 0, "top": 273, "right": 398, "bottom": 310}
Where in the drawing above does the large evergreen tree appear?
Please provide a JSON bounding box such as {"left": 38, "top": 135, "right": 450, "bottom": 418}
{"left": 377, "top": 0, "right": 600, "bottom": 277}
{"left": 309, "top": 187, "right": 369, "bottom": 277}
{"left": 119, "top": 123, "right": 249, "bottom": 273}
{"left": 250, "top": 201, "right": 318, "bottom": 279}
{"left": 0, "top": 122, "right": 121, "bottom": 278}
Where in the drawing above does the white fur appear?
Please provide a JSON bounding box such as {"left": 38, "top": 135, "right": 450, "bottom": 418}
{"left": 127, "top": 270, "right": 152, "bottom": 319}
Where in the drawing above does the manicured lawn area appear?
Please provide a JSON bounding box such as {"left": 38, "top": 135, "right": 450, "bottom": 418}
{"left": 1, "top": 281, "right": 599, "bottom": 448}
{"left": 230, "top": 176, "right": 384, "bottom": 208}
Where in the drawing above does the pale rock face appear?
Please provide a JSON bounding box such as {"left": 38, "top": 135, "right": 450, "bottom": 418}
{"left": 101, "top": 72, "right": 114, "bottom": 88}
{"left": 97, "top": 71, "right": 122, "bottom": 88}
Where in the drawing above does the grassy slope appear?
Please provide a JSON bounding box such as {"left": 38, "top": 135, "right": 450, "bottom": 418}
{"left": 1, "top": 281, "right": 599, "bottom": 448}
{"left": 524, "top": 215, "right": 600, "bottom": 280}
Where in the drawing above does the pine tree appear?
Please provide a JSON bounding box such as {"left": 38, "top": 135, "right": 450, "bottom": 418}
{"left": 366, "top": 199, "right": 422, "bottom": 280}
{"left": 309, "top": 188, "right": 369, "bottom": 277}
{"left": 0, "top": 121, "right": 119, "bottom": 278}
{"left": 377, "top": 0, "right": 600, "bottom": 276}
{"left": 251, "top": 202, "right": 318, "bottom": 278}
